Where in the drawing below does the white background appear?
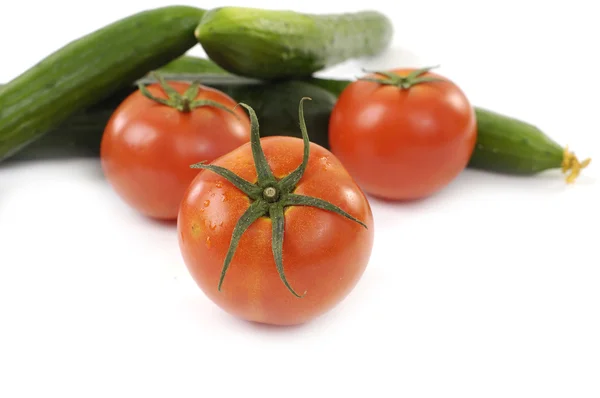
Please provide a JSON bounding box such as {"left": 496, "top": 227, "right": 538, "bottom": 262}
{"left": 1, "top": 1, "right": 599, "bottom": 397}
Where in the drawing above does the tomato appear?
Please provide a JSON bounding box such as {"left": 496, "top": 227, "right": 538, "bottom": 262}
{"left": 177, "top": 100, "right": 374, "bottom": 326}
{"left": 328, "top": 67, "right": 477, "bottom": 201}
{"left": 100, "top": 77, "right": 251, "bottom": 220}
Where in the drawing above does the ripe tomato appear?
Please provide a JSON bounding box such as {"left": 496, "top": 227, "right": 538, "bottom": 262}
{"left": 328, "top": 67, "right": 477, "bottom": 201}
{"left": 100, "top": 77, "right": 251, "bottom": 220}
{"left": 178, "top": 100, "right": 374, "bottom": 326}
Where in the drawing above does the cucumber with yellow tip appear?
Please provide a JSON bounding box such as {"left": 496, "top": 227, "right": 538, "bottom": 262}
{"left": 468, "top": 107, "right": 591, "bottom": 183}
{"left": 4, "top": 53, "right": 592, "bottom": 183}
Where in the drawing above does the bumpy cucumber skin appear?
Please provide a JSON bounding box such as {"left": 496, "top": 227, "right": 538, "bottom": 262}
{"left": 0, "top": 6, "right": 205, "bottom": 161}
{"left": 195, "top": 7, "right": 393, "bottom": 79}
{"left": 468, "top": 107, "right": 564, "bottom": 174}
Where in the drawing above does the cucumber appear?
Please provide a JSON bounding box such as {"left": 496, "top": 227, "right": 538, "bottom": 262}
{"left": 156, "top": 55, "right": 353, "bottom": 97}
{"left": 4, "top": 87, "right": 133, "bottom": 161}
{"left": 1, "top": 56, "right": 234, "bottom": 162}
{"left": 159, "top": 55, "right": 229, "bottom": 74}
{"left": 6, "top": 51, "right": 591, "bottom": 183}
{"left": 306, "top": 77, "right": 592, "bottom": 183}
{"left": 221, "top": 81, "right": 336, "bottom": 148}
{"left": 6, "top": 74, "right": 336, "bottom": 161}
{"left": 468, "top": 108, "right": 591, "bottom": 183}
{"left": 0, "top": 5, "right": 206, "bottom": 162}
{"left": 305, "top": 76, "right": 352, "bottom": 97}
{"left": 194, "top": 6, "right": 393, "bottom": 79}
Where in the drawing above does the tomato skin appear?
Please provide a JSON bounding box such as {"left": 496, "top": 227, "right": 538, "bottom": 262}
{"left": 328, "top": 68, "right": 477, "bottom": 201}
{"left": 177, "top": 137, "right": 374, "bottom": 326}
{"left": 100, "top": 82, "right": 251, "bottom": 220}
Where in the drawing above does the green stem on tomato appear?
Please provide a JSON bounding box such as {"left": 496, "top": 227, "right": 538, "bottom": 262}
{"left": 190, "top": 98, "right": 368, "bottom": 298}
{"left": 137, "top": 72, "right": 237, "bottom": 116}
{"left": 359, "top": 65, "right": 445, "bottom": 89}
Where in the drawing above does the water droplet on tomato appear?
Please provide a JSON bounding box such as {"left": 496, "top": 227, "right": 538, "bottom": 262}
{"left": 191, "top": 223, "right": 201, "bottom": 238}
{"left": 221, "top": 193, "right": 227, "bottom": 202}
{"left": 215, "top": 181, "right": 223, "bottom": 188}
{"left": 205, "top": 236, "right": 211, "bottom": 248}
{"left": 203, "top": 199, "right": 210, "bottom": 207}
{"left": 320, "top": 156, "right": 331, "bottom": 170}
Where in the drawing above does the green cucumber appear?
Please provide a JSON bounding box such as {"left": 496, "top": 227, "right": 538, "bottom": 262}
{"left": 220, "top": 81, "right": 336, "bottom": 148}
{"left": 6, "top": 74, "right": 336, "bottom": 161}
{"left": 305, "top": 76, "right": 351, "bottom": 97}
{"left": 151, "top": 55, "right": 361, "bottom": 97}
{"left": 6, "top": 52, "right": 591, "bottom": 182}
{"left": 194, "top": 6, "right": 393, "bottom": 79}
{"left": 0, "top": 5, "right": 206, "bottom": 162}
{"left": 4, "top": 87, "right": 133, "bottom": 160}
{"left": 159, "top": 55, "right": 229, "bottom": 74}
{"left": 468, "top": 108, "right": 591, "bottom": 182}
{"left": 307, "top": 77, "right": 591, "bottom": 182}
{"left": 308, "top": 72, "right": 592, "bottom": 182}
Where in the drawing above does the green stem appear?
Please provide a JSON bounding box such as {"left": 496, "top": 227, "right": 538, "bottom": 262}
{"left": 270, "top": 203, "right": 305, "bottom": 298}
{"left": 217, "top": 200, "right": 269, "bottom": 291}
{"left": 137, "top": 72, "right": 236, "bottom": 115}
{"left": 180, "top": 97, "right": 192, "bottom": 112}
{"left": 189, "top": 161, "right": 261, "bottom": 199}
{"left": 238, "top": 103, "right": 276, "bottom": 185}
{"left": 280, "top": 97, "right": 312, "bottom": 192}
{"left": 137, "top": 83, "right": 171, "bottom": 106}
{"left": 359, "top": 65, "right": 445, "bottom": 89}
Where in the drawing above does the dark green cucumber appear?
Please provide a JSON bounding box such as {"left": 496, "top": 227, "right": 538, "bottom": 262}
{"left": 7, "top": 74, "right": 336, "bottom": 161}
{"left": 2, "top": 56, "right": 235, "bottom": 161}
{"left": 306, "top": 77, "right": 591, "bottom": 181}
{"left": 7, "top": 52, "right": 590, "bottom": 182}
{"left": 0, "top": 5, "right": 206, "bottom": 162}
{"left": 4, "top": 87, "right": 134, "bottom": 160}
{"left": 194, "top": 6, "right": 393, "bottom": 79}
{"left": 305, "top": 76, "right": 351, "bottom": 97}
{"left": 468, "top": 108, "right": 564, "bottom": 174}
{"left": 468, "top": 108, "right": 590, "bottom": 182}
{"left": 159, "top": 55, "right": 229, "bottom": 74}
{"left": 220, "top": 81, "right": 336, "bottom": 148}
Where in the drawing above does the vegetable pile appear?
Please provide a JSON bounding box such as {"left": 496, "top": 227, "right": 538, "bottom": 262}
{"left": 0, "top": 5, "right": 592, "bottom": 326}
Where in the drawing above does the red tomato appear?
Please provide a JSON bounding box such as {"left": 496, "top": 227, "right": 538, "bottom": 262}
{"left": 177, "top": 112, "right": 374, "bottom": 326}
{"left": 100, "top": 80, "right": 251, "bottom": 220}
{"left": 328, "top": 68, "right": 477, "bottom": 201}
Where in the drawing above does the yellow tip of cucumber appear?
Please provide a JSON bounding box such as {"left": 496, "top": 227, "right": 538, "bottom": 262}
{"left": 562, "top": 146, "right": 591, "bottom": 184}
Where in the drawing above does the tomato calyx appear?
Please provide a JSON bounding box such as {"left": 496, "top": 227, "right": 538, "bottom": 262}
{"left": 137, "top": 72, "right": 236, "bottom": 115}
{"left": 359, "top": 66, "right": 444, "bottom": 89}
{"left": 190, "top": 97, "right": 368, "bottom": 298}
